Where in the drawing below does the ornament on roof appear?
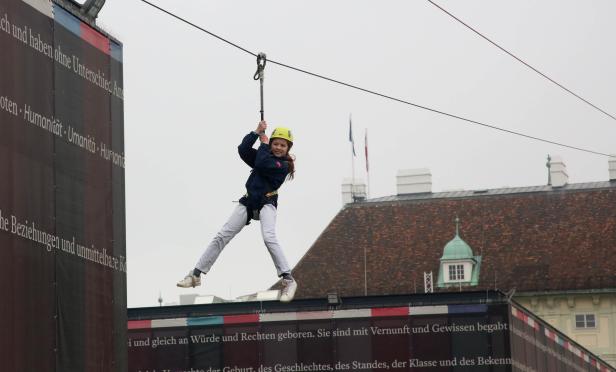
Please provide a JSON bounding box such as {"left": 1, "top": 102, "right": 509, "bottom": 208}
{"left": 437, "top": 216, "right": 482, "bottom": 289}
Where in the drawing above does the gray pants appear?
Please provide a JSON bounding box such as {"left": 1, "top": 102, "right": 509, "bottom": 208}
{"left": 195, "top": 204, "right": 291, "bottom": 276}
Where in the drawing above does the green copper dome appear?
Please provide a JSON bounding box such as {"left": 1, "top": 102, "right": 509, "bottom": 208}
{"left": 441, "top": 217, "right": 474, "bottom": 260}
{"left": 441, "top": 234, "right": 473, "bottom": 260}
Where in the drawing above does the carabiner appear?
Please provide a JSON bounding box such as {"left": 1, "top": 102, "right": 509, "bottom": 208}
{"left": 253, "top": 53, "right": 267, "bottom": 80}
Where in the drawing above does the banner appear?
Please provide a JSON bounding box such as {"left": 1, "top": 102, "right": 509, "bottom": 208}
{"left": 128, "top": 304, "right": 512, "bottom": 371}
{"left": 0, "top": 0, "right": 126, "bottom": 370}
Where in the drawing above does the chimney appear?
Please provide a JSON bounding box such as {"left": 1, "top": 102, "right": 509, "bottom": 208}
{"left": 397, "top": 168, "right": 432, "bottom": 195}
{"left": 341, "top": 178, "right": 367, "bottom": 205}
{"left": 609, "top": 155, "right": 616, "bottom": 181}
{"left": 549, "top": 155, "right": 568, "bottom": 187}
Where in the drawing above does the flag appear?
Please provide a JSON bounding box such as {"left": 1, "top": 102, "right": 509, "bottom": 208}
{"left": 349, "top": 117, "right": 356, "bottom": 156}
{"left": 364, "top": 128, "right": 369, "bottom": 172}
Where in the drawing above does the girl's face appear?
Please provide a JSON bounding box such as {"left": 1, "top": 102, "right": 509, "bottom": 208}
{"left": 270, "top": 138, "right": 289, "bottom": 157}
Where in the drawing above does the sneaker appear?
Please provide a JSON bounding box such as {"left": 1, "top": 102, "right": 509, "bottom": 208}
{"left": 279, "top": 278, "right": 297, "bottom": 302}
{"left": 176, "top": 272, "right": 201, "bottom": 288}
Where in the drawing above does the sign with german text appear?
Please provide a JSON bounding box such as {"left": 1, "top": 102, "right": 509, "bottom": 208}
{"left": 128, "top": 304, "right": 512, "bottom": 372}
{"left": 0, "top": 0, "right": 125, "bottom": 370}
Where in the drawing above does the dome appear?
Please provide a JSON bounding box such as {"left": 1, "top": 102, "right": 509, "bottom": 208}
{"left": 441, "top": 234, "right": 473, "bottom": 260}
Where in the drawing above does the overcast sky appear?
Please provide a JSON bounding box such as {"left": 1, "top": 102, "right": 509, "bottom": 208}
{"left": 96, "top": 1, "right": 616, "bottom": 307}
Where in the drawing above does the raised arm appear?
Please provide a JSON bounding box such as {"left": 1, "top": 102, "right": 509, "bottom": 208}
{"left": 238, "top": 121, "right": 270, "bottom": 167}
{"left": 238, "top": 132, "right": 259, "bottom": 167}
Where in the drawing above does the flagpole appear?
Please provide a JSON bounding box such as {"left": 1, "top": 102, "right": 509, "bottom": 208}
{"left": 364, "top": 133, "right": 368, "bottom": 295}
{"left": 365, "top": 128, "right": 370, "bottom": 199}
{"left": 350, "top": 114, "right": 356, "bottom": 201}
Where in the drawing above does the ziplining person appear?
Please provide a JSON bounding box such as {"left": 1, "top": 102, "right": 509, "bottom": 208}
{"left": 176, "top": 53, "right": 298, "bottom": 302}
{"left": 176, "top": 123, "right": 298, "bottom": 302}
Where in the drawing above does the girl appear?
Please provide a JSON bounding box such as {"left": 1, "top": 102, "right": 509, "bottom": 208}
{"left": 177, "top": 121, "right": 298, "bottom": 302}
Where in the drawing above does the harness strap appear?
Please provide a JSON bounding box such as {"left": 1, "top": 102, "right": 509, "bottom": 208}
{"left": 244, "top": 190, "right": 278, "bottom": 198}
{"left": 243, "top": 190, "right": 278, "bottom": 225}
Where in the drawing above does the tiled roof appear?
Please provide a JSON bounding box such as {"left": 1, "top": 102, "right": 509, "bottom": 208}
{"left": 285, "top": 181, "right": 616, "bottom": 299}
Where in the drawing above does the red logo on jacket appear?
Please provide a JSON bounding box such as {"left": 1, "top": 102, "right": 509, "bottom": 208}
{"left": 275, "top": 161, "right": 282, "bottom": 168}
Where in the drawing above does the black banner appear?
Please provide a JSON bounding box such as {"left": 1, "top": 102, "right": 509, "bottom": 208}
{"left": 128, "top": 305, "right": 512, "bottom": 372}
{"left": 0, "top": 0, "right": 125, "bottom": 370}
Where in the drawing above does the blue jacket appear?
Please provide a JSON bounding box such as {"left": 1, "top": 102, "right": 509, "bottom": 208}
{"left": 237, "top": 132, "right": 289, "bottom": 210}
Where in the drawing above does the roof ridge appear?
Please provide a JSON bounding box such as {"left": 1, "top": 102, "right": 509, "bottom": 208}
{"left": 361, "top": 180, "right": 616, "bottom": 204}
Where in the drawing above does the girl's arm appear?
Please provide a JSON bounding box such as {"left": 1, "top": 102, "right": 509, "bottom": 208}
{"left": 237, "top": 132, "right": 258, "bottom": 167}
{"left": 237, "top": 121, "right": 268, "bottom": 167}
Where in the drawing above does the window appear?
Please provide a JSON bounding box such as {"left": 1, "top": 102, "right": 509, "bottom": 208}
{"left": 575, "top": 314, "right": 596, "bottom": 329}
{"left": 448, "top": 264, "right": 465, "bottom": 281}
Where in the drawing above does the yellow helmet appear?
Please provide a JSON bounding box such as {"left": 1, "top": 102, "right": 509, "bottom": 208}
{"left": 270, "top": 127, "right": 293, "bottom": 143}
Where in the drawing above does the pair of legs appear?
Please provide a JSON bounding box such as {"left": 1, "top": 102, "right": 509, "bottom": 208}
{"left": 195, "top": 203, "right": 291, "bottom": 277}
{"left": 179, "top": 203, "right": 297, "bottom": 301}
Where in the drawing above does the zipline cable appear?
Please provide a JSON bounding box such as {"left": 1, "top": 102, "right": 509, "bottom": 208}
{"left": 427, "top": 0, "right": 616, "bottom": 123}
{"left": 138, "top": 0, "right": 612, "bottom": 157}
{"left": 140, "top": 0, "right": 257, "bottom": 57}
{"left": 264, "top": 59, "right": 610, "bottom": 157}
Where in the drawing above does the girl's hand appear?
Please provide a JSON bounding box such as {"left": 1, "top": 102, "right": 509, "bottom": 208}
{"left": 259, "top": 134, "right": 269, "bottom": 144}
{"left": 255, "top": 120, "right": 267, "bottom": 134}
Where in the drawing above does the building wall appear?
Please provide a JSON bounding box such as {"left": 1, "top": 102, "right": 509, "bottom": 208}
{"left": 515, "top": 292, "right": 616, "bottom": 367}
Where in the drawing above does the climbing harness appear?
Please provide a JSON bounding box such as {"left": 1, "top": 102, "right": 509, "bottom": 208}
{"left": 253, "top": 52, "right": 267, "bottom": 125}
{"left": 244, "top": 191, "right": 278, "bottom": 199}
{"left": 244, "top": 190, "right": 278, "bottom": 224}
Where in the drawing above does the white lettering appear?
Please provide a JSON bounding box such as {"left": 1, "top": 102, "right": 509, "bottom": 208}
{"left": 0, "top": 12, "right": 11, "bottom": 34}
{"left": 0, "top": 95, "right": 18, "bottom": 116}
{"left": 23, "top": 104, "right": 63, "bottom": 136}
{"left": 67, "top": 125, "right": 96, "bottom": 153}
{"left": 28, "top": 28, "right": 53, "bottom": 58}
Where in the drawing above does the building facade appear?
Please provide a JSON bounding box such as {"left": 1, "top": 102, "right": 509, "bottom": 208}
{"left": 515, "top": 292, "right": 616, "bottom": 366}
{"left": 282, "top": 159, "right": 616, "bottom": 365}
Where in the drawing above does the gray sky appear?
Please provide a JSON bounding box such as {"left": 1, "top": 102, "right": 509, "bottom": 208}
{"left": 96, "top": 0, "right": 616, "bottom": 308}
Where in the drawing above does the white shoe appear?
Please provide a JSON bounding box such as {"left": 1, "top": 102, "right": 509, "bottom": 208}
{"left": 279, "top": 278, "right": 297, "bottom": 302}
{"left": 177, "top": 272, "right": 201, "bottom": 288}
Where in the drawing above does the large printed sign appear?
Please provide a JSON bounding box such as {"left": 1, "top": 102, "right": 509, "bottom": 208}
{"left": 0, "top": 0, "right": 125, "bottom": 370}
{"left": 129, "top": 303, "right": 615, "bottom": 372}
{"left": 128, "top": 304, "right": 513, "bottom": 372}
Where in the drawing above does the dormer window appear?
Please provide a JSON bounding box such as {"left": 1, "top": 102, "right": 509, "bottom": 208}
{"left": 437, "top": 217, "right": 482, "bottom": 288}
{"left": 448, "top": 264, "right": 465, "bottom": 281}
